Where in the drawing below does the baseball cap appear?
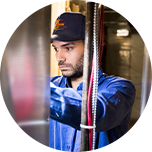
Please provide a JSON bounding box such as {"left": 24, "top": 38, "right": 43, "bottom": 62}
{"left": 51, "top": 12, "right": 85, "bottom": 42}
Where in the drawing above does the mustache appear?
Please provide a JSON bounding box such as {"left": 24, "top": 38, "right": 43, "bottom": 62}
{"left": 58, "top": 61, "right": 73, "bottom": 68}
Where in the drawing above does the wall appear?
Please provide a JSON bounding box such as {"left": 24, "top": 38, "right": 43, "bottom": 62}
{"left": 50, "top": 1, "right": 70, "bottom": 77}
{"left": 130, "top": 33, "right": 144, "bottom": 120}
{"left": 104, "top": 25, "right": 150, "bottom": 128}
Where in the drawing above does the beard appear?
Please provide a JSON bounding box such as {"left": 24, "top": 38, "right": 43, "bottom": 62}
{"left": 58, "top": 55, "right": 84, "bottom": 79}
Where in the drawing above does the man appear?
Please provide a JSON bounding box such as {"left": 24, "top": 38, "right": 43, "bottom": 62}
{"left": 50, "top": 12, "right": 135, "bottom": 151}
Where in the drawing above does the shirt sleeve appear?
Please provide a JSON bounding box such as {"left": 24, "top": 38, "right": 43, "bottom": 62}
{"left": 50, "top": 78, "right": 136, "bottom": 132}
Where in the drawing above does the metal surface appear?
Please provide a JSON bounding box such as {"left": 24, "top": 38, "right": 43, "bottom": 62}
{"left": 80, "top": 2, "right": 94, "bottom": 151}
{"left": 1, "top": 54, "right": 15, "bottom": 119}
{"left": 140, "top": 46, "right": 151, "bottom": 115}
{"left": 92, "top": 3, "right": 99, "bottom": 150}
{"left": 0, "top": 5, "right": 50, "bottom": 146}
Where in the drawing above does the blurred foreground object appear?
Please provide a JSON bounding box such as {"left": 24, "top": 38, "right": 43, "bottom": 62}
{"left": 0, "top": 5, "right": 50, "bottom": 146}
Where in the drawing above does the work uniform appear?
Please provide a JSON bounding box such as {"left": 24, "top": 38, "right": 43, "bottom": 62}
{"left": 49, "top": 69, "right": 135, "bottom": 151}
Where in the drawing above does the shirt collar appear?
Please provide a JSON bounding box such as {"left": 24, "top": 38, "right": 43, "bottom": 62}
{"left": 65, "top": 78, "right": 72, "bottom": 88}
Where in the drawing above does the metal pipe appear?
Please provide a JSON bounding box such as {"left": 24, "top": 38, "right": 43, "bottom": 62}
{"left": 80, "top": 2, "right": 94, "bottom": 151}
{"left": 92, "top": 3, "right": 99, "bottom": 150}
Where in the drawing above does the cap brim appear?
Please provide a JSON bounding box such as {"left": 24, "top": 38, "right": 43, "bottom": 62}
{"left": 50, "top": 34, "right": 58, "bottom": 43}
{"left": 51, "top": 34, "right": 84, "bottom": 43}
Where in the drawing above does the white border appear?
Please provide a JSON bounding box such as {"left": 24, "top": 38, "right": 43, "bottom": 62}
{"left": 0, "top": 108, "right": 12, "bottom": 119}
{"left": 86, "top": 0, "right": 152, "bottom": 4}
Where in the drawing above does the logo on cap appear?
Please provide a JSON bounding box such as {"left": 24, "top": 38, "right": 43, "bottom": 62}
{"left": 54, "top": 19, "right": 66, "bottom": 31}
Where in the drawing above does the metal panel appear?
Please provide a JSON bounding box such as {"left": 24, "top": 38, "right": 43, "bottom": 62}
{"left": 0, "top": 5, "right": 51, "bottom": 146}
{"left": 140, "top": 46, "right": 152, "bottom": 114}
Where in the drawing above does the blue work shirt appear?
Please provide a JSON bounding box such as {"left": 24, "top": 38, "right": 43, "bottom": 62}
{"left": 49, "top": 69, "right": 135, "bottom": 151}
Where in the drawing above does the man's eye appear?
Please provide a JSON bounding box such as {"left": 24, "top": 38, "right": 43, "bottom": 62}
{"left": 54, "top": 47, "right": 58, "bottom": 51}
{"left": 66, "top": 47, "right": 72, "bottom": 51}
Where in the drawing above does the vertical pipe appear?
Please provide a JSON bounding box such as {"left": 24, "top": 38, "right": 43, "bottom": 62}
{"left": 92, "top": 3, "right": 99, "bottom": 150}
{"left": 80, "top": 2, "right": 94, "bottom": 151}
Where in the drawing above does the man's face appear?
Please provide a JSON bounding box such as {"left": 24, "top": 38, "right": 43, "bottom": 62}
{"left": 52, "top": 40, "right": 84, "bottom": 78}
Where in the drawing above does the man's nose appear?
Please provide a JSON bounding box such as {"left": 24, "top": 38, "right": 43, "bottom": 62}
{"left": 56, "top": 50, "right": 66, "bottom": 63}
